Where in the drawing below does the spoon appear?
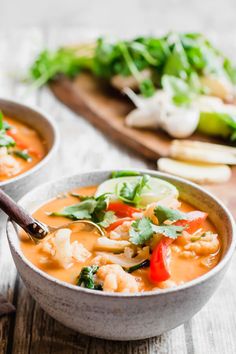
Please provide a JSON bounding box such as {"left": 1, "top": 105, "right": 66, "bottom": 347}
{"left": 0, "top": 189, "right": 105, "bottom": 243}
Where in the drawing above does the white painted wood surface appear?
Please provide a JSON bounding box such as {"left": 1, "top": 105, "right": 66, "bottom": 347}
{"left": 0, "top": 27, "right": 236, "bottom": 354}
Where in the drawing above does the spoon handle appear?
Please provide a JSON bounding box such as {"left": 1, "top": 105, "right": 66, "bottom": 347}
{"left": 0, "top": 188, "right": 48, "bottom": 240}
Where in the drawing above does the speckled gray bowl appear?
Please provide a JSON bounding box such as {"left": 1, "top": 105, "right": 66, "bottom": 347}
{"left": 6, "top": 170, "right": 236, "bottom": 341}
{"left": 0, "top": 98, "right": 59, "bottom": 202}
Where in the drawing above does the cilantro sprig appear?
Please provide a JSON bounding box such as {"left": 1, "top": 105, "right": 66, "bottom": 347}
{"left": 29, "top": 32, "right": 236, "bottom": 100}
{"left": 115, "top": 174, "right": 150, "bottom": 206}
{"left": 50, "top": 193, "right": 116, "bottom": 227}
{"left": 154, "top": 205, "right": 189, "bottom": 224}
{"left": 129, "top": 217, "right": 184, "bottom": 245}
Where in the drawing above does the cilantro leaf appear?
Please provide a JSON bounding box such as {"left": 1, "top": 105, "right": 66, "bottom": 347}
{"left": 129, "top": 217, "right": 185, "bottom": 245}
{"left": 152, "top": 224, "right": 184, "bottom": 239}
{"left": 97, "top": 211, "right": 116, "bottom": 228}
{"left": 129, "top": 217, "right": 153, "bottom": 245}
{"left": 50, "top": 194, "right": 115, "bottom": 227}
{"left": 116, "top": 174, "right": 150, "bottom": 206}
{"left": 0, "top": 111, "right": 15, "bottom": 148}
{"left": 154, "top": 205, "right": 189, "bottom": 224}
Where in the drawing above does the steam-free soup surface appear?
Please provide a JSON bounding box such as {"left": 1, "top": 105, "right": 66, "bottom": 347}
{"left": 20, "top": 185, "right": 221, "bottom": 292}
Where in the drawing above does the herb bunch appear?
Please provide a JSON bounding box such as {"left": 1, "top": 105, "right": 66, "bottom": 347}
{"left": 29, "top": 32, "right": 236, "bottom": 98}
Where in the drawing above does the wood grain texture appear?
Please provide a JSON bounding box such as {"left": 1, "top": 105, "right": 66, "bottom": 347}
{"left": 0, "top": 26, "right": 236, "bottom": 354}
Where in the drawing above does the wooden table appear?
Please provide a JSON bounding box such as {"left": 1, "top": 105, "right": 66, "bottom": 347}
{"left": 0, "top": 27, "right": 236, "bottom": 354}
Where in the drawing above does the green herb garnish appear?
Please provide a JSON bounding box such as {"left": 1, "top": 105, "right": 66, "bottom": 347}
{"left": 154, "top": 205, "right": 189, "bottom": 224}
{"left": 0, "top": 111, "right": 15, "bottom": 148}
{"left": 116, "top": 174, "right": 150, "bottom": 206}
{"left": 129, "top": 217, "right": 184, "bottom": 245}
{"left": 13, "top": 150, "right": 31, "bottom": 161}
{"left": 127, "top": 259, "right": 150, "bottom": 273}
{"left": 77, "top": 265, "right": 102, "bottom": 290}
{"left": 29, "top": 32, "right": 236, "bottom": 101}
{"left": 50, "top": 193, "right": 115, "bottom": 227}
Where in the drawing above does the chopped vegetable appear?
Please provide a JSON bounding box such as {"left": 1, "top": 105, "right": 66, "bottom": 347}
{"left": 149, "top": 237, "right": 173, "bottom": 283}
{"left": 0, "top": 112, "right": 16, "bottom": 148}
{"left": 107, "top": 202, "right": 141, "bottom": 218}
{"left": 77, "top": 265, "right": 102, "bottom": 290}
{"left": 127, "top": 259, "right": 150, "bottom": 273}
{"left": 174, "top": 211, "right": 207, "bottom": 234}
{"left": 198, "top": 112, "right": 236, "bottom": 140}
{"left": 13, "top": 150, "right": 32, "bottom": 161}
{"left": 106, "top": 217, "right": 132, "bottom": 232}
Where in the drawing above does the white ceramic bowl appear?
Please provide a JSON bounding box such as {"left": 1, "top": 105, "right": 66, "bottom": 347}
{"left": 0, "top": 98, "right": 59, "bottom": 201}
{"left": 6, "top": 170, "right": 236, "bottom": 340}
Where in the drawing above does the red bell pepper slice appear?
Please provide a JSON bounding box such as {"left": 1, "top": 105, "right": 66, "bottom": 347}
{"left": 149, "top": 237, "right": 173, "bottom": 283}
{"left": 174, "top": 211, "right": 207, "bottom": 234}
{"left": 106, "top": 217, "right": 132, "bottom": 232}
{"left": 149, "top": 211, "right": 208, "bottom": 283}
{"left": 107, "top": 202, "right": 141, "bottom": 218}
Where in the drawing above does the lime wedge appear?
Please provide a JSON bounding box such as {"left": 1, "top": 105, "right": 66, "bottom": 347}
{"left": 95, "top": 176, "right": 178, "bottom": 207}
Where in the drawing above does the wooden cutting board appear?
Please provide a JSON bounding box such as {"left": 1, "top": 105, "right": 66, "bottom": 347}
{"left": 50, "top": 73, "right": 236, "bottom": 217}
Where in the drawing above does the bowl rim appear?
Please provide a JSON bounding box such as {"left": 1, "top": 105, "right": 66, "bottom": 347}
{"left": 0, "top": 98, "right": 60, "bottom": 187}
{"left": 7, "top": 169, "right": 236, "bottom": 298}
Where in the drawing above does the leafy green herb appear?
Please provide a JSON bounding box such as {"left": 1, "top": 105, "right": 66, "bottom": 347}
{"left": 13, "top": 150, "right": 31, "bottom": 161}
{"left": 77, "top": 265, "right": 102, "bottom": 290}
{"left": 29, "top": 32, "right": 236, "bottom": 101}
{"left": 127, "top": 259, "right": 150, "bottom": 273}
{"left": 111, "top": 170, "right": 141, "bottom": 178}
{"left": 152, "top": 224, "right": 185, "bottom": 239}
{"left": 129, "top": 217, "right": 154, "bottom": 245}
{"left": 116, "top": 174, "right": 150, "bottom": 206}
{"left": 50, "top": 193, "right": 115, "bottom": 227}
{"left": 129, "top": 217, "right": 185, "bottom": 245}
{"left": 0, "top": 112, "right": 15, "bottom": 148}
{"left": 154, "top": 205, "right": 189, "bottom": 224}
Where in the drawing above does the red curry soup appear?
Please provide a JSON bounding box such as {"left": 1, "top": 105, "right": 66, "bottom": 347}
{"left": 0, "top": 111, "right": 46, "bottom": 181}
{"left": 20, "top": 172, "right": 221, "bottom": 293}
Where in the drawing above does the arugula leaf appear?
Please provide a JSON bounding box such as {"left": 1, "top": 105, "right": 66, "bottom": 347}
{"left": 13, "top": 150, "right": 31, "bottom": 161}
{"left": 77, "top": 265, "right": 102, "bottom": 290}
{"left": 129, "top": 217, "right": 154, "bottom": 245}
{"left": 154, "top": 205, "right": 189, "bottom": 224}
{"left": 116, "top": 174, "right": 150, "bottom": 206}
{"left": 129, "top": 217, "right": 185, "bottom": 245}
{"left": 50, "top": 193, "right": 115, "bottom": 227}
{"left": 111, "top": 170, "right": 141, "bottom": 178}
